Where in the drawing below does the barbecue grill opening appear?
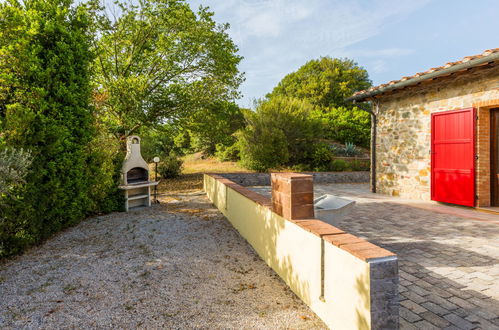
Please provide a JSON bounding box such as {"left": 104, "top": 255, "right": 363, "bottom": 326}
{"left": 127, "top": 167, "right": 148, "bottom": 184}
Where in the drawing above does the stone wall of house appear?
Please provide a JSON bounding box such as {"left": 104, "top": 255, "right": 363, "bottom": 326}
{"left": 375, "top": 64, "right": 499, "bottom": 206}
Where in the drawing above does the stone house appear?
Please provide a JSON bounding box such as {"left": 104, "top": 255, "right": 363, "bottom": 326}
{"left": 348, "top": 48, "right": 499, "bottom": 208}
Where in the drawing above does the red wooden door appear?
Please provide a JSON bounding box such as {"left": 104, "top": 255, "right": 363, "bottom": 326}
{"left": 431, "top": 108, "right": 475, "bottom": 207}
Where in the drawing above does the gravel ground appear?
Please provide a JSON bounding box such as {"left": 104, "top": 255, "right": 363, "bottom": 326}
{"left": 0, "top": 190, "right": 325, "bottom": 329}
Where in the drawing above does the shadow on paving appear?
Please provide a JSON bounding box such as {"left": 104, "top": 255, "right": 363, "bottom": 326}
{"left": 334, "top": 201, "right": 499, "bottom": 330}
{"left": 248, "top": 183, "right": 499, "bottom": 328}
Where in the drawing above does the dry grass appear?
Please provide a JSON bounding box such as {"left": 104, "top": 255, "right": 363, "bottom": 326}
{"left": 155, "top": 153, "right": 310, "bottom": 194}
{"left": 157, "top": 173, "right": 204, "bottom": 193}
{"left": 182, "top": 153, "right": 252, "bottom": 174}
{"left": 156, "top": 153, "right": 252, "bottom": 194}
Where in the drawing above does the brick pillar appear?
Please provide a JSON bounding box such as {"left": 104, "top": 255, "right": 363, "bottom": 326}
{"left": 271, "top": 173, "right": 314, "bottom": 220}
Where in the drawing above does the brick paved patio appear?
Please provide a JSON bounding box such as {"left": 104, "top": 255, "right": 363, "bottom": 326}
{"left": 251, "top": 183, "right": 499, "bottom": 329}
{"left": 322, "top": 184, "right": 499, "bottom": 330}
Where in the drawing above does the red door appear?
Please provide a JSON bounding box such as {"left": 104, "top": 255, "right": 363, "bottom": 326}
{"left": 431, "top": 108, "right": 475, "bottom": 207}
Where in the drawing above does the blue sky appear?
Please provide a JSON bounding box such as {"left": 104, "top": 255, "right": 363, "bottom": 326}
{"left": 187, "top": 0, "right": 499, "bottom": 108}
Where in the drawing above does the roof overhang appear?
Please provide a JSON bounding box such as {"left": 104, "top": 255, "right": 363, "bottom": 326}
{"left": 347, "top": 50, "right": 499, "bottom": 102}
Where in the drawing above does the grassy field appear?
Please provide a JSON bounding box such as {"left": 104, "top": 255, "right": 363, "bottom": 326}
{"left": 158, "top": 153, "right": 252, "bottom": 193}
{"left": 182, "top": 153, "right": 251, "bottom": 174}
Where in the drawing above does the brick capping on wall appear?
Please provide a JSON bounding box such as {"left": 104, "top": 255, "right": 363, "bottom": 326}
{"left": 206, "top": 173, "right": 395, "bottom": 263}
{"left": 205, "top": 173, "right": 399, "bottom": 329}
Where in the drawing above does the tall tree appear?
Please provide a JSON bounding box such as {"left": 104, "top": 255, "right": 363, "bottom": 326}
{"left": 181, "top": 101, "right": 245, "bottom": 155}
{"left": 267, "top": 57, "right": 371, "bottom": 109}
{"left": 91, "top": 0, "right": 244, "bottom": 141}
{"left": 0, "top": 0, "right": 96, "bottom": 256}
{"left": 266, "top": 57, "right": 372, "bottom": 147}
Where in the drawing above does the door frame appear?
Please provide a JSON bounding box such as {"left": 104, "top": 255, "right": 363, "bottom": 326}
{"left": 491, "top": 108, "right": 499, "bottom": 206}
{"left": 431, "top": 108, "right": 476, "bottom": 206}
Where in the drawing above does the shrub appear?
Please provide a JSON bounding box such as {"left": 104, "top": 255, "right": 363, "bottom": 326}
{"left": 0, "top": 147, "right": 31, "bottom": 197}
{"left": 238, "top": 126, "right": 289, "bottom": 172}
{"left": 182, "top": 101, "right": 245, "bottom": 156}
{"left": 349, "top": 159, "right": 370, "bottom": 171}
{"left": 86, "top": 132, "right": 124, "bottom": 214}
{"left": 311, "top": 143, "right": 333, "bottom": 171}
{"left": 215, "top": 143, "right": 240, "bottom": 162}
{"left": 291, "top": 163, "right": 312, "bottom": 172}
{"left": 237, "top": 96, "right": 321, "bottom": 171}
{"left": 140, "top": 126, "right": 178, "bottom": 162}
{"left": 157, "top": 155, "right": 183, "bottom": 179}
{"left": 330, "top": 159, "right": 349, "bottom": 171}
{"left": 0, "top": 0, "right": 117, "bottom": 258}
{"left": 311, "top": 106, "right": 371, "bottom": 148}
{"left": 330, "top": 142, "right": 363, "bottom": 157}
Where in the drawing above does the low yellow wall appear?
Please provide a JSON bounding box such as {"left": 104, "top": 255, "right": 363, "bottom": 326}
{"left": 204, "top": 174, "right": 373, "bottom": 329}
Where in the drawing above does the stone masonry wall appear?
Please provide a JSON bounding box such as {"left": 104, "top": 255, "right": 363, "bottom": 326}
{"left": 218, "top": 171, "right": 369, "bottom": 187}
{"left": 375, "top": 64, "right": 499, "bottom": 206}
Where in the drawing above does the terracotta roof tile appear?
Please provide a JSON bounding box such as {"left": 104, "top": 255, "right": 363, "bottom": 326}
{"left": 351, "top": 48, "right": 499, "bottom": 99}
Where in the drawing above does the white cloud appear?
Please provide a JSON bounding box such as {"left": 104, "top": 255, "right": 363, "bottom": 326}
{"left": 188, "top": 0, "right": 432, "bottom": 106}
{"left": 369, "top": 59, "right": 389, "bottom": 73}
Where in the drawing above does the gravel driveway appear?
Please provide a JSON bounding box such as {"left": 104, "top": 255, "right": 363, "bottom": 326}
{"left": 0, "top": 191, "right": 325, "bottom": 329}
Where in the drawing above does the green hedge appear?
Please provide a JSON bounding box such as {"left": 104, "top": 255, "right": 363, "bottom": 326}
{"left": 0, "top": 0, "right": 121, "bottom": 258}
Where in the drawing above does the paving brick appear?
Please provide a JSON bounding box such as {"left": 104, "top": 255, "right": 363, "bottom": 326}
{"left": 413, "top": 320, "right": 440, "bottom": 330}
{"left": 420, "top": 311, "right": 451, "bottom": 328}
{"left": 446, "top": 287, "right": 473, "bottom": 300}
{"left": 400, "top": 318, "right": 419, "bottom": 330}
{"left": 407, "top": 284, "right": 431, "bottom": 297}
{"left": 448, "top": 296, "right": 477, "bottom": 310}
{"left": 431, "top": 286, "right": 454, "bottom": 298}
{"left": 426, "top": 294, "right": 459, "bottom": 311}
{"left": 442, "top": 326, "right": 462, "bottom": 330}
{"left": 465, "top": 314, "right": 499, "bottom": 329}
{"left": 400, "top": 271, "right": 420, "bottom": 282}
{"left": 452, "top": 308, "right": 471, "bottom": 319}
{"left": 443, "top": 314, "right": 476, "bottom": 330}
{"left": 400, "top": 306, "right": 422, "bottom": 323}
{"left": 294, "top": 183, "right": 499, "bottom": 329}
{"left": 401, "top": 300, "right": 427, "bottom": 315}
{"left": 421, "top": 301, "right": 450, "bottom": 316}
{"left": 474, "top": 308, "right": 499, "bottom": 320}
{"left": 414, "top": 279, "right": 433, "bottom": 289}
{"left": 401, "top": 291, "right": 427, "bottom": 304}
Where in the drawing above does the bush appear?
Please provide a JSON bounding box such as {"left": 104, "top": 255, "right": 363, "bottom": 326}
{"left": 238, "top": 127, "right": 289, "bottom": 172}
{"left": 182, "top": 101, "right": 245, "bottom": 156}
{"left": 237, "top": 96, "right": 321, "bottom": 171}
{"left": 349, "top": 159, "right": 370, "bottom": 171}
{"left": 311, "top": 106, "right": 371, "bottom": 148}
{"left": 291, "top": 163, "right": 312, "bottom": 172}
{"left": 0, "top": 0, "right": 119, "bottom": 258}
{"left": 330, "top": 159, "right": 349, "bottom": 171}
{"left": 86, "top": 132, "right": 124, "bottom": 214}
{"left": 140, "top": 126, "right": 178, "bottom": 162}
{"left": 157, "top": 155, "right": 183, "bottom": 179}
{"left": 310, "top": 143, "right": 334, "bottom": 171}
{"left": 0, "top": 147, "right": 31, "bottom": 197}
{"left": 215, "top": 143, "right": 240, "bottom": 162}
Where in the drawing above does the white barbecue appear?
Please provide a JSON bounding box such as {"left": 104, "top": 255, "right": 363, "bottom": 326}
{"left": 119, "top": 136, "right": 159, "bottom": 211}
